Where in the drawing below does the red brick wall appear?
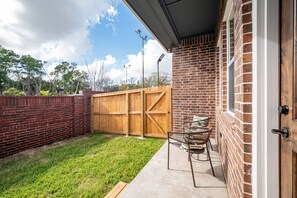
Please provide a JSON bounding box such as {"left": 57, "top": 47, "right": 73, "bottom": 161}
{"left": 172, "top": 33, "right": 216, "bottom": 134}
{"left": 0, "top": 91, "right": 102, "bottom": 158}
{"left": 171, "top": 0, "right": 253, "bottom": 197}
{"left": 215, "top": 0, "right": 253, "bottom": 198}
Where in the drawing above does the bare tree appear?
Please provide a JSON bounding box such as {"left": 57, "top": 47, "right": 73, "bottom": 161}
{"left": 85, "top": 57, "right": 111, "bottom": 91}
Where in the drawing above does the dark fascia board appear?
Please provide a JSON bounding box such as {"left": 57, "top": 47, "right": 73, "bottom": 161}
{"left": 123, "top": 0, "right": 180, "bottom": 52}
{"left": 158, "top": 0, "right": 181, "bottom": 40}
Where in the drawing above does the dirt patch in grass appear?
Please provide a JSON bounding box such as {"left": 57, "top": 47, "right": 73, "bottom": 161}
{"left": 0, "top": 134, "right": 94, "bottom": 163}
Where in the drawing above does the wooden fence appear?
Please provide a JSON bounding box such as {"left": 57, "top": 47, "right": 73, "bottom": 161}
{"left": 91, "top": 86, "right": 172, "bottom": 138}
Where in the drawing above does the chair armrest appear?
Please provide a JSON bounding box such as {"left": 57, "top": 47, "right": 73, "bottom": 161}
{"left": 168, "top": 131, "right": 182, "bottom": 134}
{"left": 167, "top": 131, "right": 183, "bottom": 136}
{"left": 168, "top": 128, "right": 212, "bottom": 145}
{"left": 167, "top": 131, "right": 185, "bottom": 143}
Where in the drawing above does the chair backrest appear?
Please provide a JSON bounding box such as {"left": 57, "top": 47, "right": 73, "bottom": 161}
{"left": 183, "top": 127, "right": 212, "bottom": 145}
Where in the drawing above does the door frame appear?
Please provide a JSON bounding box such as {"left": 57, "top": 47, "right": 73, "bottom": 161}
{"left": 252, "top": 0, "right": 280, "bottom": 197}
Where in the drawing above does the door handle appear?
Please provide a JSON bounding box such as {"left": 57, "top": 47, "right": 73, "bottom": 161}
{"left": 278, "top": 105, "right": 289, "bottom": 115}
{"left": 271, "top": 127, "right": 289, "bottom": 138}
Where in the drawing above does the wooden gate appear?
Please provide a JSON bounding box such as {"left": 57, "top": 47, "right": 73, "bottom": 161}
{"left": 91, "top": 86, "right": 172, "bottom": 138}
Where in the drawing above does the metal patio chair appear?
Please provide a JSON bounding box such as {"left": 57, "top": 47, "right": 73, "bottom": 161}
{"left": 183, "top": 115, "right": 213, "bottom": 151}
{"left": 167, "top": 127, "right": 215, "bottom": 187}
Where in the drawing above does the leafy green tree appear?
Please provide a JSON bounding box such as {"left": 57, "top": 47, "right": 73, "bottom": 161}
{"left": 104, "top": 84, "right": 120, "bottom": 92}
{"left": 0, "top": 46, "right": 91, "bottom": 96}
{"left": 73, "top": 69, "right": 89, "bottom": 94}
{"left": 119, "top": 73, "right": 171, "bottom": 91}
{"left": 3, "top": 87, "right": 25, "bottom": 96}
{"left": 119, "top": 81, "right": 141, "bottom": 91}
{"left": 120, "top": 84, "right": 130, "bottom": 91}
{"left": 0, "top": 46, "right": 19, "bottom": 95}
{"left": 51, "top": 62, "right": 89, "bottom": 95}
{"left": 40, "top": 80, "right": 52, "bottom": 94}
{"left": 144, "top": 72, "right": 171, "bottom": 87}
{"left": 40, "top": 90, "right": 51, "bottom": 96}
{"left": 15, "top": 55, "right": 45, "bottom": 95}
{"left": 51, "top": 62, "right": 72, "bottom": 94}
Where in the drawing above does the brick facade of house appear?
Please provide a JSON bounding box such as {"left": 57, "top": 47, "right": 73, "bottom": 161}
{"left": 172, "top": 34, "right": 216, "bottom": 134}
{"left": 172, "top": 0, "right": 253, "bottom": 197}
{"left": 0, "top": 91, "right": 103, "bottom": 158}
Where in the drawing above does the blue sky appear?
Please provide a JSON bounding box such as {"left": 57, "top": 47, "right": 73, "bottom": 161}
{"left": 89, "top": 2, "right": 153, "bottom": 63}
{"left": 0, "top": 0, "right": 172, "bottom": 83}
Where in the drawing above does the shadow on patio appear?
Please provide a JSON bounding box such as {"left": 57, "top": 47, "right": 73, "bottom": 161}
{"left": 120, "top": 139, "right": 228, "bottom": 198}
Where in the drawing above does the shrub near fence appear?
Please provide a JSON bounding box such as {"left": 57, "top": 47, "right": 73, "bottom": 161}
{"left": 0, "top": 91, "right": 103, "bottom": 158}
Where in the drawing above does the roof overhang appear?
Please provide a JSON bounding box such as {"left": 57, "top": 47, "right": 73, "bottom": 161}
{"left": 123, "top": 0, "right": 219, "bottom": 52}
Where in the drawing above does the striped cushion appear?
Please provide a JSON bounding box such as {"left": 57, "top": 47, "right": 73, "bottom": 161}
{"left": 191, "top": 115, "right": 208, "bottom": 127}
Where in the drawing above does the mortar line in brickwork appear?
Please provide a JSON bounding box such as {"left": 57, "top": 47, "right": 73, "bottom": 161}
{"left": 233, "top": 117, "right": 253, "bottom": 125}
{"left": 233, "top": 109, "right": 252, "bottom": 115}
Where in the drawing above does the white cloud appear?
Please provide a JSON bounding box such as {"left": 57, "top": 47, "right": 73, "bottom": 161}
{"left": 98, "top": 5, "right": 118, "bottom": 23}
{"left": 107, "top": 68, "right": 125, "bottom": 82}
{"left": 107, "top": 6, "right": 118, "bottom": 17}
{"left": 0, "top": 0, "right": 119, "bottom": 62}
{"left": 43, "top": 61, "right": 60, "bottom": 81}
{"left": 107, "top": 39, "right": 172, "bottom": 83}
{"left": 104, "top": 55, "right": 116, "bottom": 65}
{"left": 43, "top": 40, "right": 172, "bottom": 84}
{"left": 44, "top": 55, "right": 117, "bottom": 82}
{"left": 0, "top": 1, "right": 172, "bottom": 85}
{"left": 77, "top": 55, "right": 116, "bottom": 75}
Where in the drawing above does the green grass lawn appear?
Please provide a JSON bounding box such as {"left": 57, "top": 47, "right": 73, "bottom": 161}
{"left": 0, "top": 133, "right": 164, "bottom": 198}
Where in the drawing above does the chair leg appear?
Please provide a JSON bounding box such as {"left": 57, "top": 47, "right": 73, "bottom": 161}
{"left": 188, "top": 150, "right": 196, "bottom": 187}
{"left": 208, "top": 139, "right": 213, "bottom": 151}
{"left": 188, "top": 150, "right": 190, "bottom": 161}
{"left": 167, "top": 139, "right": 170, "bottom": 170}
{"left": 206, "top": 146, "right": 215, "bottom": 177}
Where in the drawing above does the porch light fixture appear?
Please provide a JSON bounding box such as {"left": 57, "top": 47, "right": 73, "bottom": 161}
{"left": 124, "top": 64, "right": 131, "bottom": 84}
{"left": 157, "top": 53, "right": 165, "bottom": 87}
{"left": 135, "top": 29, "right": 147, "bottom": 88}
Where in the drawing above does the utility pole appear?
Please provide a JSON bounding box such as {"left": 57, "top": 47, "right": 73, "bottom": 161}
{"left": 135, "top": 29, "right": 147, "bottom": 88}
{"left": 124, "top": 64, "right": 131, "bottom": 84}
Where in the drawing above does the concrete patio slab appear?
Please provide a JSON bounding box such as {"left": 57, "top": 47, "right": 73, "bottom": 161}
{"left": 120, "top": 140, "right": 228, "bottom": 198}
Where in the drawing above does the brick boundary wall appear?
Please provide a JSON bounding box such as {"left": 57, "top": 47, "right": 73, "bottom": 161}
{"left": 0, "top": 91, "right": 104, "bottom": 158}
{"left": 172, "top": 33, "right": 216, "bottom": 135}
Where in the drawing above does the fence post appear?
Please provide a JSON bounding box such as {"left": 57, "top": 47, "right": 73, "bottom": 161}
{"left": 141, "top": 90, "right": 144, "bottom": 137}
{"left": 126, "top": 92, "right": 129, "bottom": 136}
{"left": 91, "top": 95, "right": 94, "bottom": 133}
{"left": 166, "top": 87, "right": 172, "bottom": 133}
